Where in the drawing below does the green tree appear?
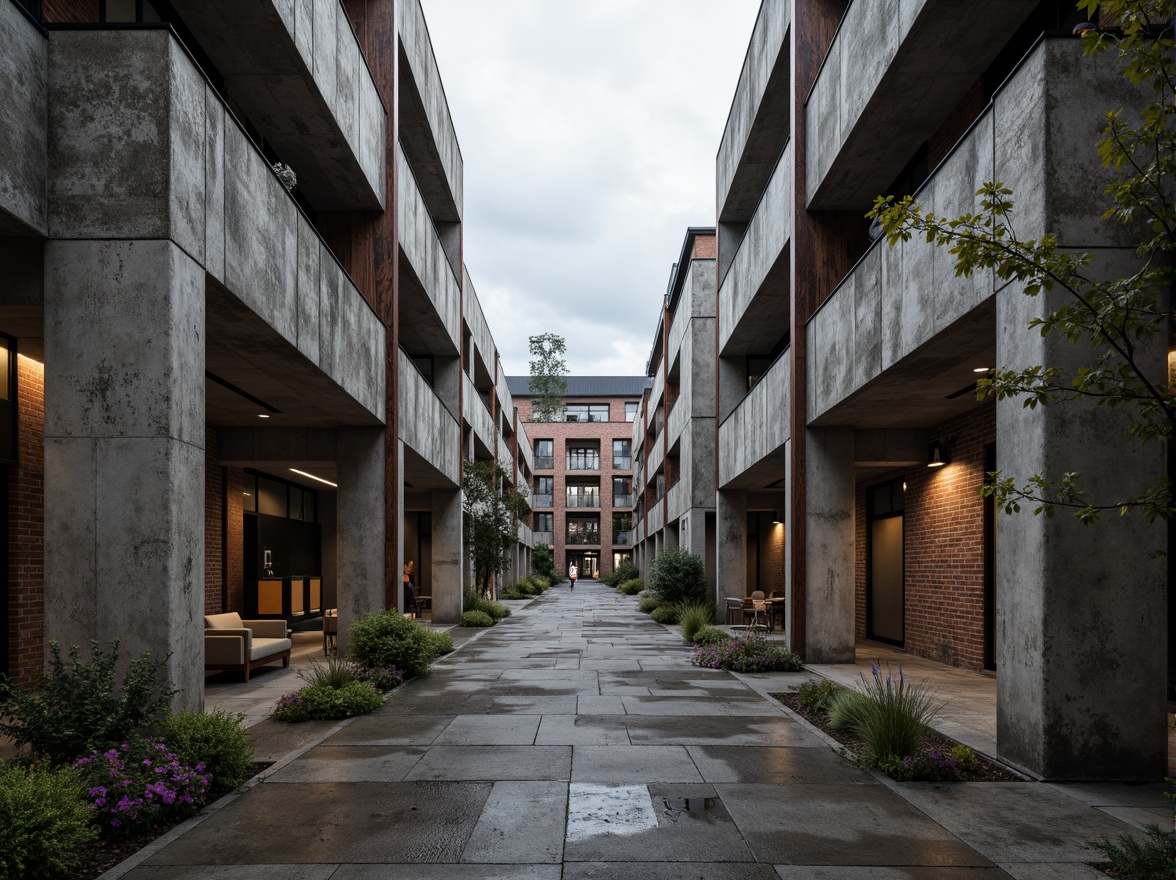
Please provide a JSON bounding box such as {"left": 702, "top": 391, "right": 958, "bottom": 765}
{"left": 868, "top": 0, "right": 1175, "bottom": 523}
{"left": 463, "top": 460, "right": 529, "bottom": 598}
{"left": 528, "top": 333, "right": 569, "bottom": 422}
{"left": 532, "top": 542, "right": 555, "bottom": 580}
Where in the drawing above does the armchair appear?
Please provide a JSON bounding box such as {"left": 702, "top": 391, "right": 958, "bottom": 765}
{"left": 204, "top": 612, "right": 292, "bottom": 682}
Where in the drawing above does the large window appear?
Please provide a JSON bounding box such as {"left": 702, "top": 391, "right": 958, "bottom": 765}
{"left": 612, "top": 513, "right": 632, "bottom": 545}
{"left": 612, "top": 477, "right": 633, "bottom": 508}
{"left": 534, "top": 513, "right": 553, "bottom": 533}
{"left": 534, "top": 439, "right": 554, "bottom": 470}
{"left": 101, "top": 0, "right": 163, "bottom": 22}
{"left": 567, "top": 516, "right": 600, "bottom": 545}
{"left": 566, "top": 483, "right": 600, "bottom": 509}
{"left": 612, "top": 439, "right": 631, "bottom": 470}
{"left": 625, "top": 402, "right": 638, "bottom": 422}
{"left": 566, "top": 445, "right": 600, "bottom": 470}
{"left": 564, "top": 403, "right": 610, "bottom": 422}
{"left": 533, "top": 476, "right": 554, "bottom": 508}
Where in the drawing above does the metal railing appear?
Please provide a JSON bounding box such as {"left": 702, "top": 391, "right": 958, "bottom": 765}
{"left": 566, "top": 494, "right": 601, "bottom": 509}
{"left": 533, "top": 531, "right": 554, "bottom": 545}
{"left": 612, "top": 456, "right": 632, "bottom": 470}
{"left": 534, "top": 455, "right": 555, "bottom": 470}
{"left": 566, "top": 456, "right": 600, "bottom": 471}
{"left": 532, "top": 494, "right": 554, "bottom": 508}
{"left": 613, "top": 531, "right": 631, "bottom": 545}
{"left": 612, "top": 494, "right": 634, "bottom": 508}
{"left": 566, "top": 533, "right": 601, "bottom": 545}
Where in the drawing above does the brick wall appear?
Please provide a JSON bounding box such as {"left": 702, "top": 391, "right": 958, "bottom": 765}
{"left": 855, "top": 403, "right": 995, "bottom": 671}
{"left": 40, "top": 0, "right": 98, "bottom": 22}
{"left": 226, "top": 467, "right": 244, "bottom": 614}
{"left": 8, "top": 356, "right": 44, "bottom": 683}
{"left": 204, "top": 428, "right": 223, "bottom": 615}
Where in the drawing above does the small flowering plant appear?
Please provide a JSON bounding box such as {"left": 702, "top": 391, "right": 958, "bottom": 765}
{"left": 352, "top": 664, "right": 404, "bottom": 693}
{"left": 73, "top": 740, "right": 210, "bottom": 835}
{"left": 691, "top": 634, "right": 802, "bottom": 673}
{"left": 882, "top": 748, "right": 967, "bottom": 782}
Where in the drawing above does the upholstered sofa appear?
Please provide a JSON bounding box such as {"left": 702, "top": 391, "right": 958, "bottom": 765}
{"left": 204, "top": 612, "right": 292, "bottom": 681}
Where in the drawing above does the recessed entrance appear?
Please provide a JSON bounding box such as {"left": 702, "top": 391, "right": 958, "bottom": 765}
{"left": 867, "top": 480, "right": 904, "bottom": 646}
{"left": 568, "top": 551, "right": 599, "bottom": 579}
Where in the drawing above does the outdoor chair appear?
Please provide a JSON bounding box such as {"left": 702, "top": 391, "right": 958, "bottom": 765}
{"left": 204, "top": 612, "right": 292, "bottom": 682}
{"left": 323, "top": 608, "right": 338, "bottom": 654}
{"left": 725, "top": 597, "right": 744, "bottom": 624}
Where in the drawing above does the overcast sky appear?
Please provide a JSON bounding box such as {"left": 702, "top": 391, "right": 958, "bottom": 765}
{"left": 419, "top": 0, "right": 761, "bottom": 378}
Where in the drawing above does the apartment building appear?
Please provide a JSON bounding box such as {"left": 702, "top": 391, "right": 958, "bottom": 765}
{"left": 710, "top": 0, "right": 1166, "bottom": 779}
{"left": 0, "top": 0, "right": 531, "bottom": 706}
{"left": 630, "top": 230, "right": 718, "bottom": 591}
{"left": 508, "top": 377, "right": 649, "bottom": 581}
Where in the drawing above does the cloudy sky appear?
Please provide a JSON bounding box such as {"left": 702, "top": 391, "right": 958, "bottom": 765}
{"left": 419, "top": 0, "right": 761, "bottom": 378}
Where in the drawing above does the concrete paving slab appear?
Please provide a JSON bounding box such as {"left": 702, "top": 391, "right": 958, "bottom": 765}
{"left": 577, "top": 695, "right": 627, "bottom": 714}
{"left": 333, "top": 866, "right": 560, "bottom": 879}
{"left": 565, "top": 862, "right": 781, "bottom": 879}
{"left": 457, "top": 695, "right": 579, "bottom": 714}
{"left": 267, "top": 745, "right": 426, "bottom": 783}
{"left": 405, "top": 745, "right": 571, "bottom": 781}
{"left": 998, "top": 864, "right": 1107, "bottom": 879}
{"left": 460, "top": 780, "right": 568, "bottom": 863}
{"left": 572, "top": 745, "right": 705, "bottom": 783}
{"left": 773, "top": 869, "right": 1011, "bottom": 879}
{"left": 125, "top": 867, "right": 338, "bottom": 879}
{"left": 536, "top": 715, "right": 634, "bottom": 745}
{"left": 716, "top": 782, "right": 994, "bottom": 866}
{"left": 623, "top": 715, "right": 826, "bottom": 747}
{"left": 323, "top": 713, "right": 455, "bottom": 746}
{"left": 247, "top": 718, "right": 345, "bottom": 762}
{"left": 686, "top": 745, "right": 875, "bottom": 785}
{"left": 432, "top": 714, "right": 541, "bottom": 745}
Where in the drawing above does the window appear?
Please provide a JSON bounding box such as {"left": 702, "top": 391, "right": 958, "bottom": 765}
{"left": 534, "top": 513, "right": 553, "bottom": 533}
{"left": 565, "top": 403, "right": 610, "bottom": 422}
{"left": 567, "top": 516, "right": 600, "bottom": 545}
{"left": 533, "top": 477, "right": 553, "bottom": 509}
{"left": 534, "top": 439, "right": 554, "bottom": 470}
{"left": 655, "top": 472, "right": 665, "bottom": 501}
{"left": 101, "top": 0, "right": 163, "bottom": 22}
{"left": 566, "top": 446, "right": 600, "bottom": 470}
{"left": 566, "top": 484, "right": 600, "bottom": 508}
{"left": 625, "top": 402, "right": 638, "bottom": 422}
{"left": 612, "top": 513, "right": 632, "bottom": 545}
{"left": 612, "top": 439, "right": 631, "bottom": 470}
{"left": 612, "top": 477, "right": 633, "bottom": 508}
{"left": 613, "top": 552, "right": 633, "bottom": 570}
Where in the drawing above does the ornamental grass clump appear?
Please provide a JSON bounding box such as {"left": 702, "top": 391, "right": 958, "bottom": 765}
{"left": 840, "top": 664, "right": 944, "bottom": 763}
{"left": 1090, "top": 824, "right": 1176, "bottom": 880}
{"left": 638, "top": 595, "right": 661, "bottom": 613}
{"left": 677, "top": 601, "right": 715, "bottom": 644}
{"left": 464, "top": 590, "right": 511, "bottom": 621}
{"left": 691, "top": 634, "right": 802, "bottom": 673}
{"left": 617, "top": 578, "right": 644, "bottom": 595}
{"left": 0, "top": 762, "right": 97, "bottom": 880}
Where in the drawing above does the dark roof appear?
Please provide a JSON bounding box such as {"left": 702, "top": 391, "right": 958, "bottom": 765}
{"left": 506, "top": 376, "right": 651, "bottom": 398}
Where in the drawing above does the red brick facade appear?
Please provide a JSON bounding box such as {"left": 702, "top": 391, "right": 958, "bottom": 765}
{"left": 204, "top": 428, "right": 223, "bottom": 615}
{"left": 8, "top": 356, "right": 44, "bottom": 684}
{"left": 855, "top": 403, "right": 995, "bottom": 671}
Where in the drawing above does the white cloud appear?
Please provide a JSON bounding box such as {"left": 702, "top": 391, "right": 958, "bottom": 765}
{"left": 420, "top": 0, "right": 762, "bottom": 376}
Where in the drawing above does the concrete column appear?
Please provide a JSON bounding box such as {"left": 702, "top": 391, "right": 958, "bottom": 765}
{"left": 803, "top": 427, "right": 855, "bottom": 664}
{"left": 431, "top": 487, "right": 463, "bottom": 623}
{"left": 337, "top": 427, "right": 386, "bottom": 652}
{"left": 681, "top": 507, "right": 714, "bottom": 598}
{"left": 996, "top": 284, "right": 1166, "bottom": 780}
{"left": 44, "top": 240, "right": 205, "bottom": 709}
{"left": 716, "top": 488, "right": 746, "bottom": 605}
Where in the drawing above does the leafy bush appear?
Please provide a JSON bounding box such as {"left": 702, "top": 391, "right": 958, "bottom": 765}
{"left": 692, "top": 626, "right": 733, "bottom": 646}
{"left": 650, "top": 604, "right": 680, "bottom": 624}
{"left": 74, "top": 740, "right": 210, "bottom": 834}
{"left": 691, "top": 635, "right": 802, "bottom": 672}
{"left": 0, "top": 762, "right": 97, "bottom": 879}
{"left": 532, "top": 543, "right": 555, "bottom": 580}
{"left": 501, "top": 586, "right": 530, "bottom": 599}
{"left": 0, "top": 638, "right": 174, "bottom": 765}
{"left": 832, "top": 665, "right": 943, "bottom": 762}
{"left": 353, "top": 664, "right": 405, "bottom": 693}
{"left": 618, "top": 578, "right": 644, "bottom": 595}
{"left": 273, "top": 681, "right": 383, "bottom": 723}
{"left": 879, "top": 747, "right": 974, "bottom": 782}
{"left": 796, "top": 679, "right": 840, "bottom": 714}
{"left": 157, "top": 709, "right": 255, "bottom": 790}
{"left": 677, "top": 601, "right": 715, "bottom": 644}
{"left": 347, "top": 610, "right": 437, "bottom": 679}
{"left": 531, "top": 576, "right": 552, "bottom": 590}
{"left": 603, "top": 560, "right": 638, "bottom": 588}
{"left": 649, "top": 549, "right": 706, "bottom": 604}
{"left": 422, "top": 628, "right": 454, "bottom": 658}
{"left": 948, "top": 744, "right": 979, "bottom": 774}
{"left": 638, "top": 595, "right": 662, "bottom": 613}
{"left": 1090, "top": 825, "right": 1176, "bottom": 880}
{"left": 461, "top": 610, "right": 495, "bottom": 627}
{"left": 464, "top": 590, "right": 512, "bottom": 621}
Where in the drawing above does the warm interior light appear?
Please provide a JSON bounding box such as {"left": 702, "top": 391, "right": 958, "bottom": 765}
{"left": 290, "top": 468, "right": 338, "bottom": 488}
{"left": 258, "top": 413, "right": 271, "bottom": 419}
{"left": 972, "top": 366, "right": 990, "bottom": 373}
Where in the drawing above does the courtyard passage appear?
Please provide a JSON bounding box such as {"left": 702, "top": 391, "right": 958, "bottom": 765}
{"left": 134, "top": 584, "right": 1156, "bottom": 879}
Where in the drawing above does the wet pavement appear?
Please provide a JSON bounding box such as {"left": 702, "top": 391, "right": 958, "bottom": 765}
{"left": 119, "top": 582, "right": 1163, "bottom": 879}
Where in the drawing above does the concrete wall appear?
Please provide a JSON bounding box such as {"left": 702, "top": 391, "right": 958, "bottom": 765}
{"left": 0, "top": 0, "right": 47, "bottom": 236}
{"left": 336, "top": 427, "right": 387, "bottom": 651}
{"left": 463, "top": 371, "right": 496, "bottom": 454}
{"left": 718, "top": 352, "right": 790, "bottom": 488}
{"left": 169, "top": 0, "right": 386, "bottom": 210}
{"left": 462, "top": 269, "right": 496, "bottom": 383}
{"left": 801, "top": 427, "right": 855, "bottom": 663}
{"left": 398, "top": 348, "right": 461, "bottom": 487}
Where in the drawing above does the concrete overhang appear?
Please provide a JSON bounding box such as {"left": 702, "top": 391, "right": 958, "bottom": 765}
{"left": 0, "top": 0, "right": 48, "bottom": 237}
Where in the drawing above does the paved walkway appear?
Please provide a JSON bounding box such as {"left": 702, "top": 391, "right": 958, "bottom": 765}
{"left": 122, "top": 582, "right": 1164, "bottom": 879}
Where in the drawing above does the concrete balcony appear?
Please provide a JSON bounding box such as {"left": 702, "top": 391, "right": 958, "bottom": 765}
{"left": 566, "top": 495, "right": 600, "bottom": 510}
{"left": 398, "top": 0, "right": 462, "bottom": 223}
{"left": 806, "top": 38, "right": 1133, "bottom": 428}
{"left": 0, "top": 1, "right": 46, "bottom": 236}
{"left": 462, "top": 269, "right": 496, "bottom": 386}
{"left": 646, "top": 502, "right": 664, "bottom": 536}
{"left": 534, "top": 531, "right": 554, "bottom": 546}
{"left": 170, "top": 0, "right": 385, "bottom": 210}
{"left": 717, "top": 1, "right": 792, "bottom": 224}
{"left": 497, "top": 443, "right": 515, "bottom": 481}
{"left": 719, "top": 140, "right": 792, "bottom": 357}
{"left": 646, "top": 433, "right": 664, "bottom": 480}
{"left": 517, "top": 521, "right": 533, "bottom": 547}
{"left": 805, "top": 0, "right": 1036, "bottom": 210}
{"left": 718, "top": 351, "right": 790, "bottom": 489}
{"left": 399, "top": 348, "right": 460, "bottom": 486}
{"left": 463, "top": 372, "right": 495, "bottom": 453}
{"left": 666, "top": 481, "right": 686, "bottom": 523}
{"left": 516, "top": 420, "right": 533, "bottom": 473}
{"left": 666, "top": 396, "right": 688, "bottom": 449}
{"left": 397, "top": 145, "right": 460, "bottom": 356}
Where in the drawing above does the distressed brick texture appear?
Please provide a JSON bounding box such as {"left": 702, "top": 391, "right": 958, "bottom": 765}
{"left": 9, "top": 357, "right": 44, "bottom": 684}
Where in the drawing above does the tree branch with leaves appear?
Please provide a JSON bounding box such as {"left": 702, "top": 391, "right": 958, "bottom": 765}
{"left": 463, "top": 459, "right": 529, "bottom": 599}
{"left": 528, "top": 333, "right": 569, "bottom": 422}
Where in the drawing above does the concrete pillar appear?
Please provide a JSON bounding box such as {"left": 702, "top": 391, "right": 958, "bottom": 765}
{"left": 431, "top": 487, "right": 463, "bottom": 623}
{"left": 336, "top": 427, "right": 387, "bottom": 652}
{"left": 681, "top": 507, "right": 714, "bottom": 599}
{"left": 44, "top": 240, "right": 205, "bottom": 709}
{"left": 716, "top": 488, "right": 746, "bottom": 606}
{"left": 803, "top": 427, "right": 855, "bottom": 664}
{"left": 996, "top": 285, "right": 1166, "bottom": 780}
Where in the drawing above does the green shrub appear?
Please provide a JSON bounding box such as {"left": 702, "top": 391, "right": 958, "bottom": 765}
{"left": 638, "top": 595, "right": 662, "bottom": 613}
{"left": 796, "top": 679, "right": 840, "bottom": 714}
{"left": 649, "top": 549, "right": 706, "bottom": 604}
{"left": 501, "top": 586, "right": 529, "bottom": 599}
{"left": 1090, "top": 825, "right": 1176, "bottom": 880}
{"left": 677, "top": 601, "right": 715, "bottom": 644}
{"left": 691, "top": 635, "right": 802, "bottom": 672}
{"left": 833, "top": 664, "right": 943, "bottom": 762}
{"left": 618, "top": 578, "right": 644, "bottom": 595}
{"left": 650, "top": 604, "right": 680, "bottom": 624}
{"left": 352, "top": 664, "right": 405, "bottom": 692}
{"left": 460, "top": 610, "right": 495, "bottom": 627}
{"left": 0, "top": 763, "right": 97, "bottom": 879}
{"left": 422, "top": 629, "right": 454, "bottom": 658}
{"left": 603, "top": 561, "right": 638, "bottom": 588}
{"left": 464, "top": 590, "right": 512, "bottom": 621}
{"left": 0, "top": 638, "right": 174, "bottom": 765}
{"left": 532, "top": 543, "right": 555, "bottom": 580}
{"left": 827, "top": 688, "right": 872, "bottom": 733}
{"left": 949, "top": 745, "right": 979, "bottom": 773}
{"left": 158, "top": 709, "right": 255, "bottom": 790}
{"left": 692, "top": 626, "right": 733, "bottom": 646}
{"left": 347, "top": 610, "right": 437, "bottom": 679}
{"left": 531, "top": 576, "right": 552, "bottom": 590}
{"left": 273, "top": 680, "right": 383, "bottom": 723}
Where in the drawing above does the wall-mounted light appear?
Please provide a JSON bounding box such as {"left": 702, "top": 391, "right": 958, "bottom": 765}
{"left": 972, "top": 366, "right": 991, "bottom": 374}
{"left": 772, "top": 510, "right": 782, "bottom": 524}
{"left": 290, "top": 468, "right": 338, "bottom": 488}
{"left": 927, "top": 440, "right": 949, "bottom": 468}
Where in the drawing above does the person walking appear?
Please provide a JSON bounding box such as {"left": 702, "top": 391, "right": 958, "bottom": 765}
{"left": 569, "top": 563, "right": 577, "bottom": 590}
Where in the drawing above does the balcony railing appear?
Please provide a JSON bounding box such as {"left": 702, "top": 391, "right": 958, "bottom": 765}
{"left": 533, "top": 531, "right": 554, "bottom": 546}
{"left": 613, "top": 531, "right": 631, "bottom": 546}
{"left": 567, "top": 456, "right": 600, "bottom": 471}
{"left": 566, "top": 495, "right": 601, "bottom": 509}
{"left": 566, "top": 533, "right": 601, "bottom": 545}
{"left": 613, "top": 494, "right": 634, "bottom": 508}
{"left": 532, "top": 494, "right": 554, "bottom": 509}
{"left": 612, "top": 456, "right": 632, "bottom": 470}
{"left": 534, "top": 455, "right": 555, "bottom": 470}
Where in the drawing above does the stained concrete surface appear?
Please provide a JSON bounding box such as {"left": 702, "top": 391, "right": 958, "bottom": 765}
{"left": 124, "top": 582, "right": 1160, "bottom": 878}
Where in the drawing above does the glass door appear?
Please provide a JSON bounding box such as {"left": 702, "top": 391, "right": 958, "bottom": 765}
{"left": 867, "top": 481, "right": 904, "bottom": 646}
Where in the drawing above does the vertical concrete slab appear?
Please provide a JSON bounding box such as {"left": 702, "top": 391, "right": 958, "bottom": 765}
{"left": 432, "top": 487, "right": 463, "bottom": 624}
{"left": 716, "top": 489, "right": 747, "bottom": 606}
{"left": 995, "top": 281, "right": 1167, "bottom": 780}
{"left": 336, "top": 426, "right": 387, "bottom": 653}
{"left": 803, "top": 427, "right": 855, "bottom": 664}
{"left": 43, "top": 239, "right": 205, "bottom": 709}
